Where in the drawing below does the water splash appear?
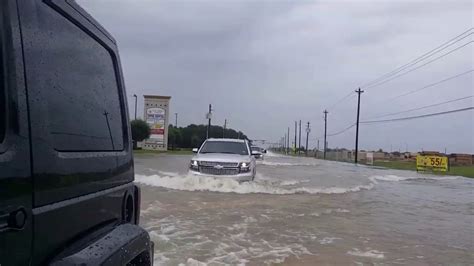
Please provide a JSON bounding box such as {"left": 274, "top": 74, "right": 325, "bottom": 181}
{"left": 135, "top": 172, "right": 374, "bottom": 195}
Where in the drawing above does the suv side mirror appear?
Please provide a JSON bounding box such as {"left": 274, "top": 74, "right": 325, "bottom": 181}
{"left": 263, "top": 149, "right": 267, "bottom": 153}
{"left": 251, "top": 151, "right": 258, "bottom": 156}
{"left": 192, "top": 148, "right": 198, "bottom": 153}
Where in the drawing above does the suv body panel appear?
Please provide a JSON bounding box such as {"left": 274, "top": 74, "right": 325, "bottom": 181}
{"left": 1, "top": 0, "right": 152, "bottom": 265}
{"left": 0, "top": 0, "right": 33, "bottom": 264}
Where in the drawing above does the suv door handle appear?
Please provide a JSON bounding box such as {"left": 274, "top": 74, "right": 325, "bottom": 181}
{"left": 0, "top": 207, "right": 27, "bottom": 232}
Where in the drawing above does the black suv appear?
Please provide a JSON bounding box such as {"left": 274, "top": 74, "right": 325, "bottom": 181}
{"left": 0, "top": 0, "right": 153, "bottom": 265}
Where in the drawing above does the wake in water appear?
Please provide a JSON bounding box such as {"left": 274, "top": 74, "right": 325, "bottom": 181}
{"left": 369, "top": 174, "right": 460, "bottom": 183}
{"left": 135, "top": 171, "right": 374, "bottom": 195}
{"left": 135, "top": 170, "right": 462, "bottom": 195}
{"left": 257, "top": 161, "right": 318, "bottom": 166}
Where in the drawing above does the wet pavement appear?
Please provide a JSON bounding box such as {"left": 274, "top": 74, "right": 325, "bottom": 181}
{"left": 134, "top": 152, "right": 473, "bottom": 265}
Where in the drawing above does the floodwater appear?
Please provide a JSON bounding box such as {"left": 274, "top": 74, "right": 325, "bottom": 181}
{"left": 134, "top": 152, "right": 473, "bottom": 265}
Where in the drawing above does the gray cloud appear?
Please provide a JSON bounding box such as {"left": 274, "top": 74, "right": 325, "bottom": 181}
{"left": 78, "top": 0, "right": 473, "bottom": 153}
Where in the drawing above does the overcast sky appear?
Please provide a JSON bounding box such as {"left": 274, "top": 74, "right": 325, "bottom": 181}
{"left": 78, "top": 0, "right": 473, "bottom": 153}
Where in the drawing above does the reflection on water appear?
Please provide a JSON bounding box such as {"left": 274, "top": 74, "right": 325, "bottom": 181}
{"left": 135, "top": 152, "right": 473, "bottom": 265}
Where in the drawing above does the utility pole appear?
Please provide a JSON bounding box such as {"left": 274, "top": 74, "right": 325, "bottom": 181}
{"left": 305, "top": 122, "right": 310, "bottom": 156}
{"left": 354, "top": 88, "right": 364, "bottom": 164}
{"left": 175, "top": 113, "right": 178, "bottom": 128}
{"left": 317, "top": 139, "right": 320, "bottom": 151}
{"left": 133, "top": 94, "right": 137, "bottom": 120}
{"left": 283, "top": 134, "right": 286, "bottom": 154}
{"left": 324, "top": 110, "right": 328, "bottom": 159}
{"left": 206, "top": 104, "right": 212, "bottom": 139}
{"left": 298, "top": 120, "right": 302, "bottom": 155}
{"left": 287, "top": 127, "right": 290, "bottom": 155}
{"left": 223, "top": 119, "right": 227, "bottom": 138}
{"left": 294, "top": 121, "right": 297, "bottom": 155}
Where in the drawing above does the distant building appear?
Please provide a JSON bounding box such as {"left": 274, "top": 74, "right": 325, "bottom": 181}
{"left": 449, "top": 153, "right": 473, "bottom": 166}
{"left": 142, "top": 95, "right": 171, "bottom": 151}
{"left": 373, "top": 152, "right": 386, "bottom": 161}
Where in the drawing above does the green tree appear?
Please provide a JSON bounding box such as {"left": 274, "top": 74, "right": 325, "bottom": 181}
{"left": 190, "top": 134, "right": 202, "bottom": 148}
{"left": 131, "top": 119, "right": 150, "bottom": 149}
{"left": 168, "top": 125, "right": 182, "bottom": 150}
{"left": 166, "top": 123, "right": 249, "bottom": 149}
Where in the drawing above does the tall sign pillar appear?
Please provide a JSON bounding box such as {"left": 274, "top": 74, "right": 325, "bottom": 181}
{"left": 143, "top": 95, "right": 171, "bottom": 151}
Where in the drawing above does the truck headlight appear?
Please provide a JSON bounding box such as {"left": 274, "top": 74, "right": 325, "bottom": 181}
{"left": 239, "top": 162, "right": 251, "bottom": 173}
{"left": 240, "top": 162, "right": 250, "bottom": 168}
{"left": 190, "top": 160, "right": 199, "bottom": 169}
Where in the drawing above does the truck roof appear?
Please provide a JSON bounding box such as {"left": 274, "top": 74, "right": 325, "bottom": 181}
{"left": 206, "top": 138, "right": 246, "bottom": 143}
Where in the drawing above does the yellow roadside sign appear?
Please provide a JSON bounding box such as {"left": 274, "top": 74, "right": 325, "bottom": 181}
{"left": 416, "top": 155, "right": 449, "bottom": 172}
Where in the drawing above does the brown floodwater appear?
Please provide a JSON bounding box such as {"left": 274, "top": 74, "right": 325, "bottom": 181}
{"left": 134, "top": 152, "right": 473, "bottom": 265}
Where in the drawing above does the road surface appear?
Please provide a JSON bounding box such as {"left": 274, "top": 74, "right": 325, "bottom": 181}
{"left": 134, "top": 152, "right": 473, "bottom": 265}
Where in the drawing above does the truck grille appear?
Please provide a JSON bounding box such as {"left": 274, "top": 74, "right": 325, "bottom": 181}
{"left": 199, "top": 161, "right": 239, "bottom": 168}
{"left": 199, "top": 167, "right": 239, "bottom": 175}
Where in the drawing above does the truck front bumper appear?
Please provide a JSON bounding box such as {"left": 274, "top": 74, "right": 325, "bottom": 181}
{"left": 189, "top": 169, "right": 254, "bottom": 182}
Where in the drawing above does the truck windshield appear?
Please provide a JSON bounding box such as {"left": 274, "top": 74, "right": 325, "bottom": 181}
{"left": 200, "top": 141, "right": 249, "bottom": 155}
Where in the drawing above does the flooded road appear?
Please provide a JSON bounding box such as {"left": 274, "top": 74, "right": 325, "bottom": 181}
{"left": 135, "top": 152, "right": 473, "bottom": 265}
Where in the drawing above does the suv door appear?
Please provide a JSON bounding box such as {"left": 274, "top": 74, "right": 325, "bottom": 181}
{"left": 0, "top": 1, "right": 33, "bottom": 264}
{"left": 18, "top": 0, "right": 134, "bottom": 263}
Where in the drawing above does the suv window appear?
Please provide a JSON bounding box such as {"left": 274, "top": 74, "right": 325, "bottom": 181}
{"left": 0, "top": 25, "right": 5, "bottom": 144}
{"left": 37, "top": 8, "right": 124, "bottom": 151}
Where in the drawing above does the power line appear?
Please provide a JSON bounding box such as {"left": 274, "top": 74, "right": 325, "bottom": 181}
{"left": 384, "top": 69, "right": 474, "bottom": 102}
{"left": 367, "top": 95, "right": 473, "bottom": 119}
{"left": 327, "top": 123, "right": 356, "bottom": 137}
{"left": 326, "top": 91, "right": 355, "bottom": 110}
{"left": 361, "top": 107, "right": 473, "bottom": 124}
{"left": 361, "top": 28, "right": 473, "bottom": 88}
{"left": 328, "top": 104, "right": 473, "bottom": 136}
{"left": 365, "top": 41, "right": 473, "bottom": 90}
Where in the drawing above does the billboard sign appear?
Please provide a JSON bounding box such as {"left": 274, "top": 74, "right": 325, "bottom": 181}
{"left": 416, "top": 155, "right": 449, "bottom": 172}
{"left": 146, "top": 107, "right": 165, "bottom": 143}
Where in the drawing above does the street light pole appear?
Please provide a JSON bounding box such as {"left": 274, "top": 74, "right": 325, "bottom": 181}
{"left": 305, "top": 122, "right": 310, "bottom": 156}
{"left": 223, "top": 119, "right": 227, "bottom": 138}
{"left": 323, "top": 110, "right": 328, "bottom": 159}
{"left": 298, "top": 120, "right": 302, "bottom": 155}
{"left": 206, "top": 104, "right": 212, "bottom": 139}
{"left": 133, "top": 94, "right": 137, "bottom": 120}
{"left": 294, "top": 121, "right": 297, "bottom": 155}
{"left": 287, "top": 127, "right": 290, "bottom": 155}
{"left": 175, "top": 113, "right": 178, "bottom": 128}
{"left": 354, "top": 88, "right": 364, "bottom": 164}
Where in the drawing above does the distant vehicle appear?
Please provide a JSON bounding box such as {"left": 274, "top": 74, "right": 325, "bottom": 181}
{"left": 0, "top": 1, "right": 152, "bottom": 265}
{"left": 190, "top": 138, "right": 257, "bottom": 181}
{"left": 251, "top": 146, "right": 266, "bottom": 160}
